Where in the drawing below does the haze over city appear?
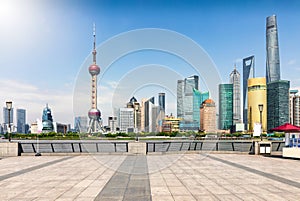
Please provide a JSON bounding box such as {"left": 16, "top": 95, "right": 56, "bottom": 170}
{"left": 1, "top": 0, "right": 300, "bottom": 126}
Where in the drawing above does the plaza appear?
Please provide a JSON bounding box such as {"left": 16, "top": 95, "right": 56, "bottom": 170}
{"left": 0, "top": 153, "right": 299, "bottom": 201}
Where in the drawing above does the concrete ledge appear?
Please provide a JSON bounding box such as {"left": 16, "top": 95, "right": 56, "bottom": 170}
{"left": 128, "top": 142, "right": 146, "bottom": 155}
{"left": 21, "top": 152, "right": 130, "bottom": 156}
{"left": 283, "top": 147, "right": 300, "bottom": 159}
{"left": 0, "top": 142, "right": 20, "bottom": 157}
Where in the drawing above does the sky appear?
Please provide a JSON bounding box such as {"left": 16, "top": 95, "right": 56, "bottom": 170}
{"left": 0, "top": 0, "right": 300, "bottom": 127}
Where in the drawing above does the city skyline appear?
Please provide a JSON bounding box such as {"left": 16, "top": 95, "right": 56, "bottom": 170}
{"left": 1, "top": 0, "right": 300, "bottom": 126}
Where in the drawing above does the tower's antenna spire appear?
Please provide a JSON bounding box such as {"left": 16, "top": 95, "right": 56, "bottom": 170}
{"left": 92, "top": 23, "right": 97, "bottom": 64}
{"left": 234, "top": 62, "right": 236, "bottom": 70}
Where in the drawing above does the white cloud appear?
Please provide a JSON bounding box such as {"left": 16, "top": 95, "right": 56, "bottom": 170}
{"left": 0, "top": 79, "right": 73, "bottom": 126}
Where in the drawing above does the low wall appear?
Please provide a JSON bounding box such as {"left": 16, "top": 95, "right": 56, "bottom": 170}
{"left": 282, "top": 147, "right": 300, "bottom": 159}
{"left": 128, "top": 142, "right": 146, "bottom": 155}
{"left": 0, "top": 142, "right": 20, "bottom": 157}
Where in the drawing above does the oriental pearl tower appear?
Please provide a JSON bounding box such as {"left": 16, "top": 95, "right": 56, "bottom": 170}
{"left": 87, "top": 24, "right": 103, "bottom": 133}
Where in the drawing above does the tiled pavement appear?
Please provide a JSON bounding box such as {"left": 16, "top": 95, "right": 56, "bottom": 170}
{"left": 0, "top": 153, "right": 300, "bottom": 201}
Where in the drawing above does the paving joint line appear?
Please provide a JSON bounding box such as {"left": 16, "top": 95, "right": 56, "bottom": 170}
{"left": 0, "top": 156, "right": 73, "bottom": 181}
{"left": 205, "top": 154, "right": 300, "bottom": 189}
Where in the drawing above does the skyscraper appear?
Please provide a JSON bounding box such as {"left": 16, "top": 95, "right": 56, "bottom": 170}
{"left": 266, "top": 15, "right": 281, "bottom": 83}
{"left": 219, "top": 84, "right": 233, "bottom": 130}
{"left": 230, "top": 66, "right": 241, "bottom": 124}
{"left": 289, "top": 90, "right": 298, "bottom": 124}
{"left": 247, "top": 78, "right": 267, "bottom": 132}
{"left": 200, "top": 99, "right": 216, "bottom": 133}
{"left": 3, "top": 106, "right": 13, "bottom": 133}
{"left": 193, "top": 88, "right": 209, "bottom": 129}
{"left": 74, "top": 116, "right": 88, "bottom": 133}
{"left": 17, "top": 109, "right": 26, "bottom": 133}
{"left": 243, "top": 56, "right": 255, "bottom": 129}
{"left": 3, "top": 107, "right": 13, "bottom": 124}
{"left": 267, "top": 80, "right": 290, "bottom": 130}
{"left": 144, "top": 97, "right": 155, "bottom": 132}
{"left": 177, "top": 75, "right": 199, "bottom": 131}
{"left": 158, "top": 93, "right": 165, "bottom": 112}
{"left": 119, "top": 108, "right": 134, "bottom": 133}
{"left": 42, "top": 104, "right": 54, "bottom": 132}
{"left": 293, "top": 96, "right": 300, "bottom": 127}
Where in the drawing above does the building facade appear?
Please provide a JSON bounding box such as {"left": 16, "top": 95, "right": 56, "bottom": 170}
{"left": 289, "top": 90, "right": 298, "bottom": 124}
{"left": 74, "top": 116, "right": 88, "bottom": 133}
{"left": 230, "top": 66, "right": 241, "bottom": 124}
{"left": 162, "top": 115, "right": 181, "bottom": 133}
{"left": 200, "top": 99, "right": 216, "bottom": 133}
{"left": 243, "top": 56, "right": 255, "bottom": 130}
{"left": 266, "top": 15, "right": 281, "bottom": 83}
{"left": 42, "top": 104, "right": 54, "bottom": 132}
{"left": 16, "top": 109, "right": 26, "bottom": 133}
{"left": 177, "top": 75, "right": 199, "bottom": 122}
{"left": 247, "top": 78, "right": 267, "bottom": 132}
{"left": 267, "top": 80, "right": 290, "bottom": 130}
{"left": 219, "top": 84, "right": 233, "bottom": 130}
{"left": 119, "top": 108, "right": 134, "bottom": 133}
{"left": 293, "top": 96, "right": 300, "bottom": 127}
{"left": 108, "top": 116, "right": 118, "bottom": 133}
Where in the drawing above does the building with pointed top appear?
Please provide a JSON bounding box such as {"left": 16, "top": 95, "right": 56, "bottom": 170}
{"left": 87, "top": 24, "right": 103, "bottom": 133}
{"left": 243, "top": 56, "right": 255, "bottom": 129}
{"left": 230, "top": 65, "right": 241, "bottom": 125}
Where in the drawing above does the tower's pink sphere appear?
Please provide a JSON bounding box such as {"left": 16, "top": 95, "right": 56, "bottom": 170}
{"left": 89, "top": 64, "right": 100, "bottom": 75}
{"left": 88, "top": 108, "right": 101, "bottom": 120}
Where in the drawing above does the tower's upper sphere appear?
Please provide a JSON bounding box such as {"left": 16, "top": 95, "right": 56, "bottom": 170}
{"left": 89, "top": 64, "right": 100, "bottom": 75}
{"left": 88, "top": 108, "right": 101, "bottom": 120}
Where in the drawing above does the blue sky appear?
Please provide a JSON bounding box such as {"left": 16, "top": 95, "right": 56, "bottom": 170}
{"left": 0, "top": 0, "right": 300, "bottom": 126}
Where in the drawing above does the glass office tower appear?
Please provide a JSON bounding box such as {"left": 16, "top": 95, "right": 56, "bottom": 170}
{"left": 219, "top": 84, "right": 233, "bottom": 130}
{"left": 243, "top": 56, "right": 255, "bottom": 129}
{"left": 266, "top": 15, "right": 281, "bottom": 83}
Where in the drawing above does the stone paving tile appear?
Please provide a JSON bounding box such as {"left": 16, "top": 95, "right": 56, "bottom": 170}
{"left": 152, "top": 195, "right": 174, "bottom": 201}
{"left": 1, "top": 153, "right": 300, "bottom": 200}
{"left": 173, "top": 195, "right": 197, "bottom": 201}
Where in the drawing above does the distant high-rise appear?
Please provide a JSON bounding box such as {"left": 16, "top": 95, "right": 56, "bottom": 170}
{"left": 158, "top": 93, "right": 165, "bottom": 112}
{"left": 177, "top": 75, "right": 199, "bottom": 121}
{"left": 74, "top": 116, "right": 88, "bottom": 133}
{"left": 126, "top": 97, "right": 141, "bottom": 132}
{"left": 267, "top": 80, "right": 290, "bottom": 130}
{"left": 42, "top": 104, "right": 54, "bottom": 132}
{"left": 108, "top": 116, "right": 118, "bottom": 133}
{"left": 200, "top": 99, "right": 216, "bottom": 133}
{"left": 119, "top": 108, "right": 134, "bottom": 133}
{"left": 230, "top": 66, "right": 241, "bottom": 124}
{"left": 177, "top": 75, "right": 199, "bottom": 131}
{"left": 17, "top": 109, "right": 26, "bottom": 133}
{"left": 293, "top": 96, "right": 300, "bottom": 127}
{"left": 289, "top": 90, "right": 298, "bottom": 124}
{"left": 3, "top": 106, "right": 13, "bottom": 124}
{"left": 266, "top": 15, "right": 281, "bottom": 83}
{"left": 219, "top": 84, "right": 233, "bottom": 130}
{"left": 193, "top": 88, "right": 209, "bottom": 129}
{"left": 243, "top": 56, "right": 255, "bottom": 129}
{"left": 143, "top": 97, "right": 155, "bottom": 132}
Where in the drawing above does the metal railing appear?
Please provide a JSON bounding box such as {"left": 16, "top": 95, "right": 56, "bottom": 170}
{"left": 146, "top": 140, "right": 285, "bottom": 153}
{"left": 18, "top": 141, "right": 129, "bottom": 154}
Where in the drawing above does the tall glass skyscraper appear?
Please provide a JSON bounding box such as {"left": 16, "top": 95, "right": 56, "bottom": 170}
{"left": 219, "top": 84, "right": 233, "bottom": 130}
{"left": 177, "top": 75, "right": 199, "bottom": 131}
{"left": 177, "top": 75, "right": 199, "bottom": 121}
{"left": 193, "top": 89, "right": 209, "bottom": 128}
{"left": 267, "top": 80, "right": 290, "bottom": 130}
{"left": 17, "top": 109, "right": 26, "bottom": 133}
{"left": 230, "top": 66, "right": 241, "bottom": 125}
{"left": 266, "top": 15, "right": 281, "bottom": 83}
{"left": 158, "top": 93, "right": 165, "bottom": 112}
{"left": 243, "top": 56, "right": 255, "bottom": 129}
